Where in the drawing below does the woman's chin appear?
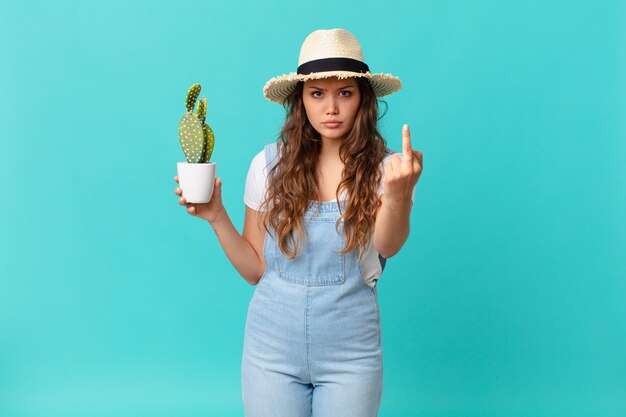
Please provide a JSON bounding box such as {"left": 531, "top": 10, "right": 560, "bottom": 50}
{"left": 320, "top": 129, "right": 349, "bottom": 141}
{"left": 321, "top": 134, "right": 347, "bottom": 143}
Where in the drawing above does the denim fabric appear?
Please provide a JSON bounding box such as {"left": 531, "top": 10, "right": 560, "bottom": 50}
{"left": 241, "top": 142, "right": 383, "bottom": 417}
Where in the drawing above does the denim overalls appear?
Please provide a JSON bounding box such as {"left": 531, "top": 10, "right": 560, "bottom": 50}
{"left": 241, "top": 142, "right": 384, "bottom": 417}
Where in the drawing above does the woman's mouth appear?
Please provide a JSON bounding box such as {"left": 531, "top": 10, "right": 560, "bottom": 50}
{"left": 322, "top": 122, "right": 342, "bottom": 128}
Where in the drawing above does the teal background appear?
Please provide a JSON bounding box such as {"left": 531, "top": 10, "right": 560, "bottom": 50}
{"left": 1, "top": 0, "right": 625, "bottom": 416}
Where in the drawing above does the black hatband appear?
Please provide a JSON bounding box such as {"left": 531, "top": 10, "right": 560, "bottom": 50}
{"left": 297, "top": 57, "right": 370, "bottom": 75}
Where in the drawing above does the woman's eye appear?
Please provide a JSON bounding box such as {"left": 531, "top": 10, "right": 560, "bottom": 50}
{"left": 311, "top": 90, "right": 351, "bottom": 97}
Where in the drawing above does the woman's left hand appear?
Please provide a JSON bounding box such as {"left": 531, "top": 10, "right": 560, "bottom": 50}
{"left": 383, "top": 124, "right": 423, "bottom": 205}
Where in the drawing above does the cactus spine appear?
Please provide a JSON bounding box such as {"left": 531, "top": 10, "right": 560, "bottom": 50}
{"left": 178, "top": 83, "right": 215, "bottom": 163}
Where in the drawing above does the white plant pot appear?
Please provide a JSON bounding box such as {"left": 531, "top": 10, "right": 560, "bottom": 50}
{"left": 176, "top": 162, "right": 216, "bottom": 203}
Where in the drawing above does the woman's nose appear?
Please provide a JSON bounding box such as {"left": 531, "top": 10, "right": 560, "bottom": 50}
{"left": 325, "top": 97, "right": 339, "bottom": 114}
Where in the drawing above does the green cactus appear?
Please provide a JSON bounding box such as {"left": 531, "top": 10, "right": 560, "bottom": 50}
{"left": 197, "top": 96, "right": 207, "bottom": 121}
{"left": 197, "top": 97, "right": 215, "bottom": 162}
{"left": 178, "top": 83, "right": 215, "bottom": 163}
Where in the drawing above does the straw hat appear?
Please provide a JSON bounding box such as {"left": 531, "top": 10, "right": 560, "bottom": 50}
{"left": 263, "top": 28, "right": 402, "bottom": 104}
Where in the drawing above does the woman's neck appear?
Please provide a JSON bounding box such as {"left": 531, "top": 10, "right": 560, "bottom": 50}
{"left": 316, "top": 137, "right": 345, "bottom": 202}
{"left": 319, "top": 136, "right": 342, "bottom": 162}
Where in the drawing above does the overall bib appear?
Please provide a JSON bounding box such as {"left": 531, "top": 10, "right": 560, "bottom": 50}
{"left": 242, "top": 142, "right": 384, "bottom": 417}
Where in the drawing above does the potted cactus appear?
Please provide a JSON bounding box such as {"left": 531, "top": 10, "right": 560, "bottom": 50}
{"left": 176, "top": 83, "right": 216, "bottom": 203}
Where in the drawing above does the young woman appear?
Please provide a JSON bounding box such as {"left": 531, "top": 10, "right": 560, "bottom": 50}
{"left": 174, "top": 28, "right": 422, "bottom": 417}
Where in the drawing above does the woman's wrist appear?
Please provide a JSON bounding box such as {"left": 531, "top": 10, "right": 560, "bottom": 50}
{"left": 382, "top": 193, "right": 412, "bottom": 213}
{"left": 208, "top": 206, "right": 228, "bottom": 227}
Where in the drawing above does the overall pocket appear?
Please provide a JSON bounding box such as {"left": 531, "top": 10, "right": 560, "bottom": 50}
{"left": 275, "top": 217, "right": 346, "bottom": 287}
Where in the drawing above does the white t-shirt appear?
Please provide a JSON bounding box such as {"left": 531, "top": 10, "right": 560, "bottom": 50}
{"left": 244, "top": 148, "right": 416, "bottom": 288}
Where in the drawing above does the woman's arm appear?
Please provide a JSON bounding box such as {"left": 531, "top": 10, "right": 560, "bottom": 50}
{"left": 210, "top": 206, "right": 266, "bottom": 285}
{"left": 374, "top": 194, "right": 412, "bottom": 258}
{"left": 373, "top": 125, "right": 423, "bottom": 258}
{"left": 175, "top": 176, "right": 266, "bottom": 285}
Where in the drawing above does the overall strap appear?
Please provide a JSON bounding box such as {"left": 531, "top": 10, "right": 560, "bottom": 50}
{"left": 379, "top": 254, "right": 387, "bottom": 272}
{"left": 263, "top": 141, "right": 281, "bottom": 170}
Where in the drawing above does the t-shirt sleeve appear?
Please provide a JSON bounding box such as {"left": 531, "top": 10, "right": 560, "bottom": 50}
{"left": 378, "top": 152, "right": 416, "bottom": 203}
{"left": 244, "top": 149, "right": 268, "bottom": 211}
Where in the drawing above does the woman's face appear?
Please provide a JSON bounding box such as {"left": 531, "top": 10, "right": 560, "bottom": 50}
{"left": 302, "top": 77, "right": 361, "bottom": 143}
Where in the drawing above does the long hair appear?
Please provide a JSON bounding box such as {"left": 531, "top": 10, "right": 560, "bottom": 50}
{"left": 259, "top": 76, "right": 389, "bottom": 259}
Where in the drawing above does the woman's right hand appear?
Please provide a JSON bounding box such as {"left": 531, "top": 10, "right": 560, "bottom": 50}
{"left": 174, "top": 175, "right": 225, "bottom": 224}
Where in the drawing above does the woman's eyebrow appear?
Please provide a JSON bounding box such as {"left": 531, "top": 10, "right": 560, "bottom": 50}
{"left": 306, "top": 85, "right": 356, "bottom": 90}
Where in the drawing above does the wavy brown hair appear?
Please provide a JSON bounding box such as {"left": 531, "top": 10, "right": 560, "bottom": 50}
{"left": 259, "top": 76, "right": 389, "bottom": 259}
